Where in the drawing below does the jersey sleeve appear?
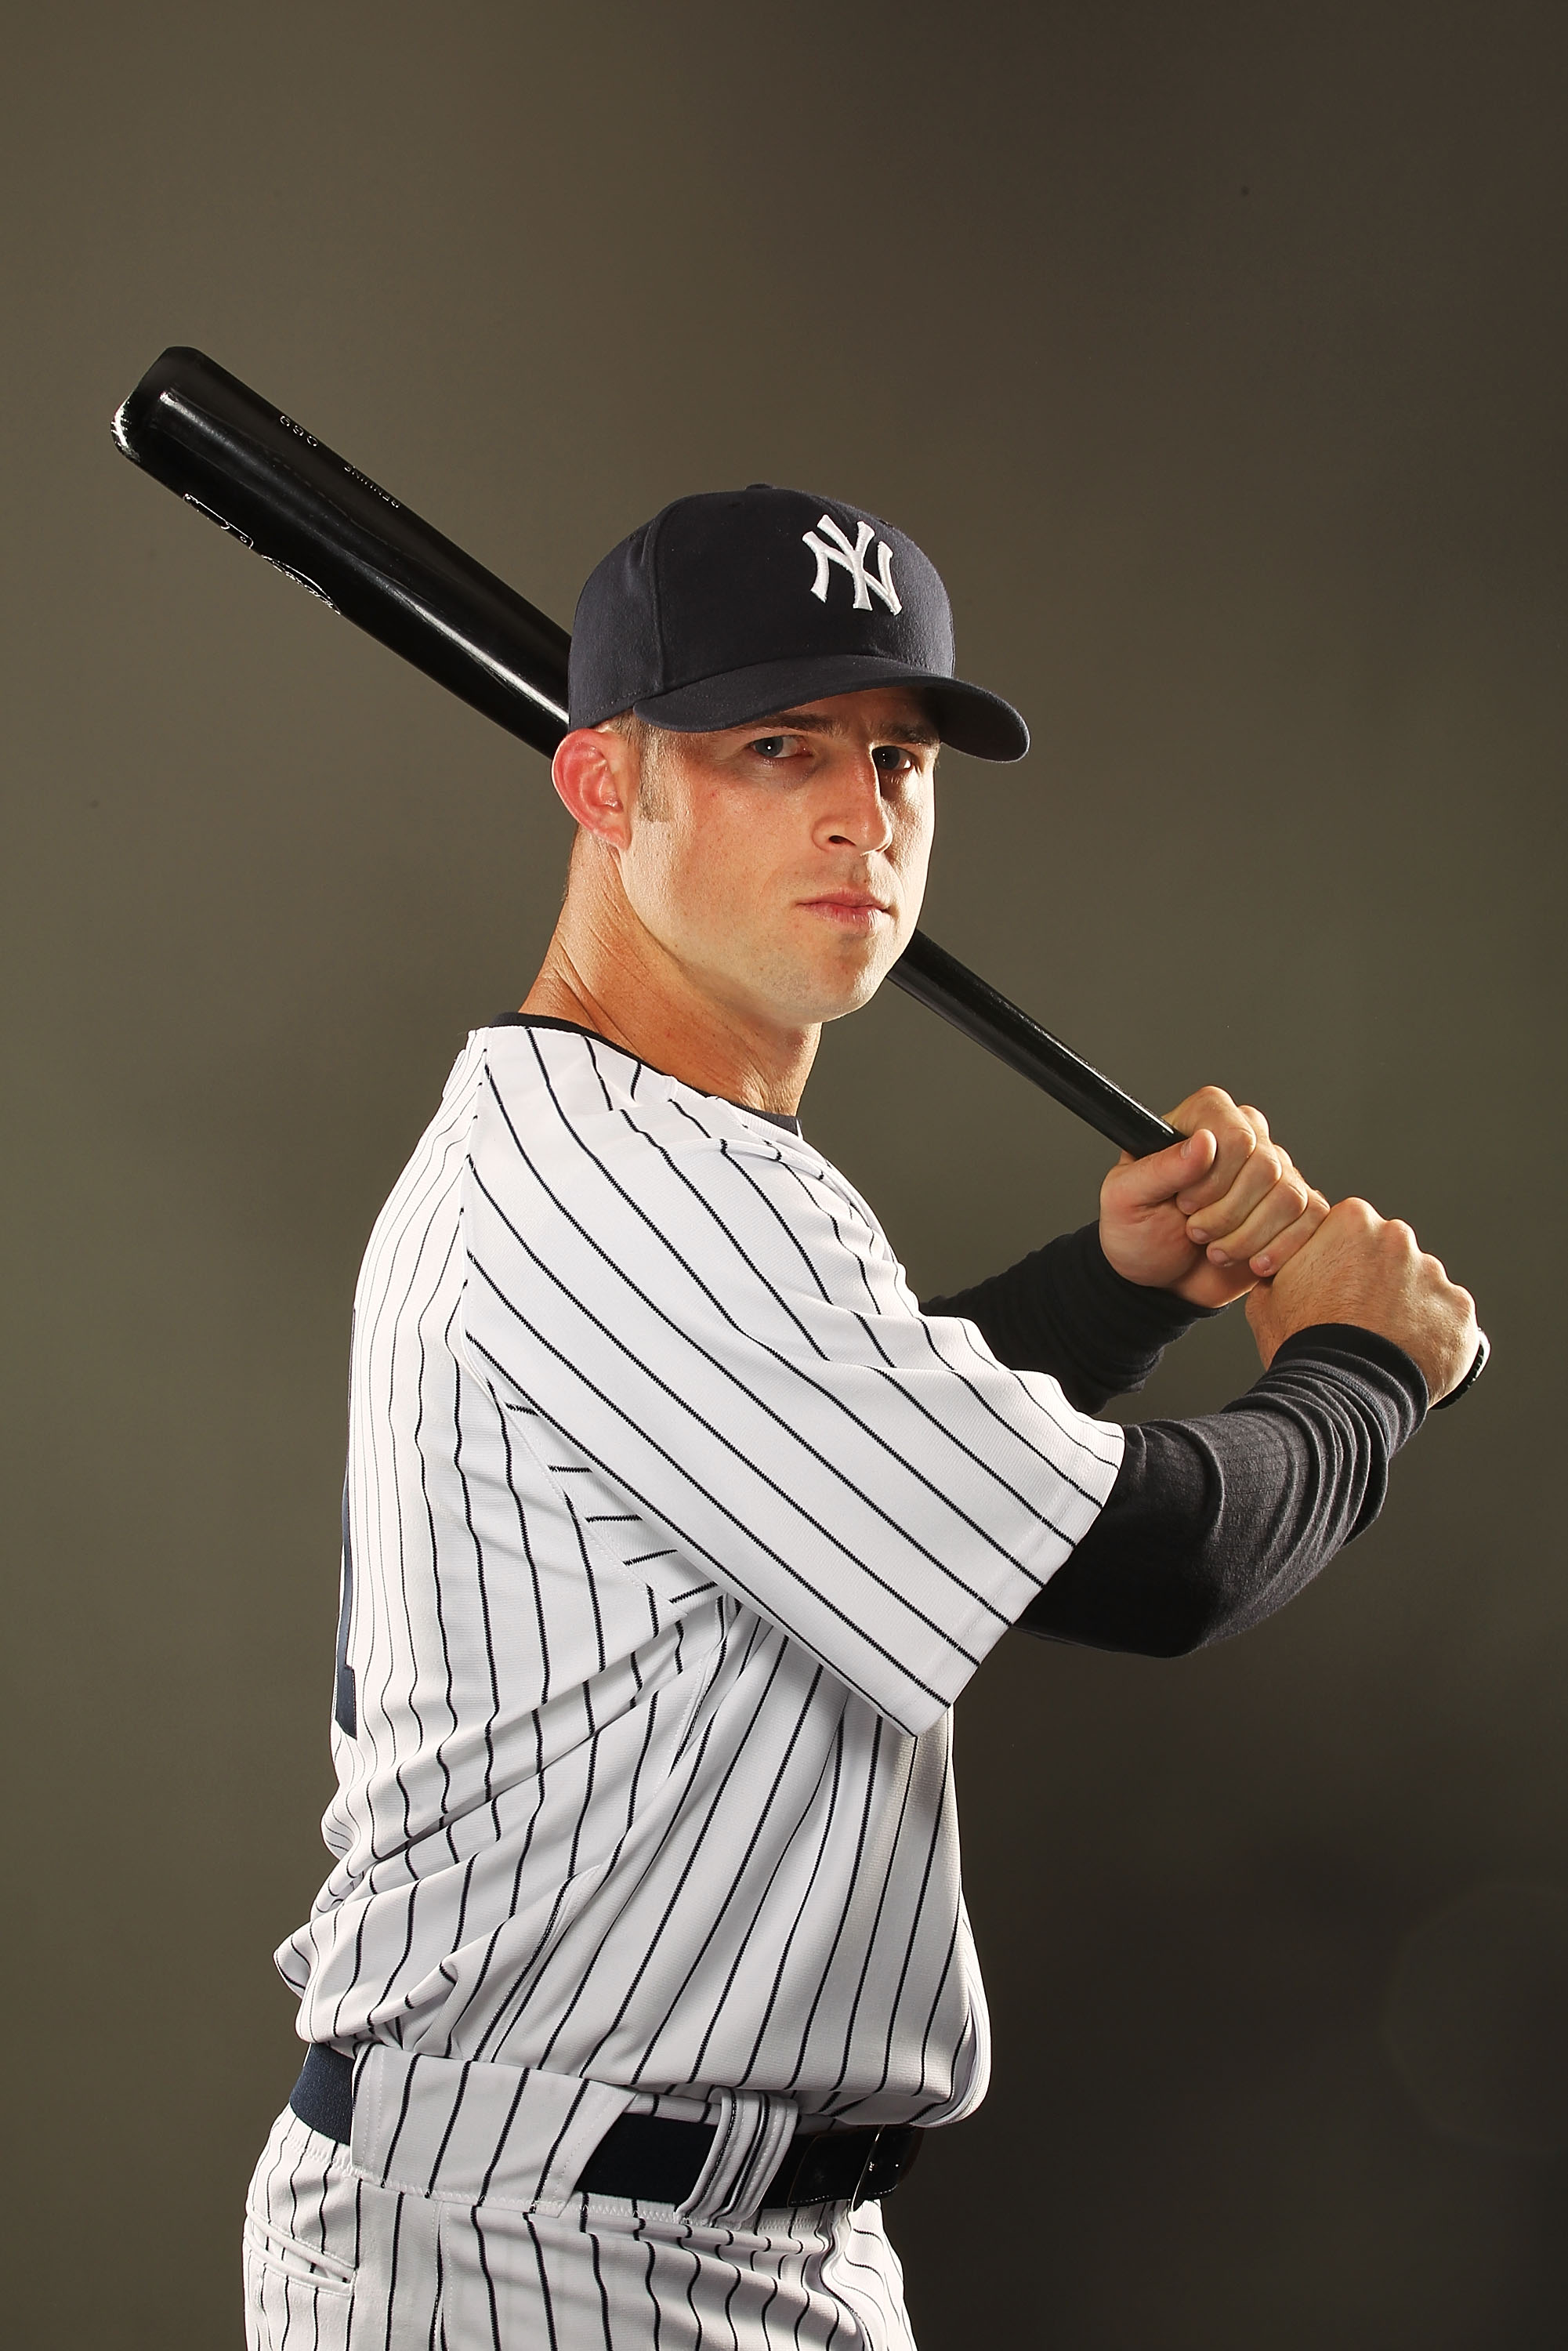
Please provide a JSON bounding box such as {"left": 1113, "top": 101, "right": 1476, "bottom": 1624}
{"left": 457, "top": 1034, "right": 1124, "bottom": 1737}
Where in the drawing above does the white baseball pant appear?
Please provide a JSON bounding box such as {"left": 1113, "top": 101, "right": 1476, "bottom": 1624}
{"left": 243, "top": 2103, "right": 921, "bottom": 2349}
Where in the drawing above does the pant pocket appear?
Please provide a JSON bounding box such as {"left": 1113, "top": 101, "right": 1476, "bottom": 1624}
{"left": 243, "top": 2213, "right": 355, "bottom": 2351}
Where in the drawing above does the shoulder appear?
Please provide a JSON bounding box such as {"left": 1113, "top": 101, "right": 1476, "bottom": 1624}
{"left": 469, "top": 1020, "right": 831, "bottom": 1177}
{"left": 463, "top": 1021, "right": 893, "bottom": 1286}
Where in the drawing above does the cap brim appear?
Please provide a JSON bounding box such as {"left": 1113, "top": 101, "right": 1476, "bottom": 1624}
{"left": 631, "top": 654, "right": 1028, "bottom": 763}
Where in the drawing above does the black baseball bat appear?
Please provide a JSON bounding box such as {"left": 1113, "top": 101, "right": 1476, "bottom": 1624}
{"left": 109, "top": 348, "right": 1488, "bottom": 1402}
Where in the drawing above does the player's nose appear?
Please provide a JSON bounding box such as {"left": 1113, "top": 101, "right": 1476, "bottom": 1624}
{"left": 820, "top": 750, "right": 895, "bottom": 854}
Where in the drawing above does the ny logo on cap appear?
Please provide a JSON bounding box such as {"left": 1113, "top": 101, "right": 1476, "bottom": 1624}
{"left": 802, "top": 514, "right": 903, "bottom": 615}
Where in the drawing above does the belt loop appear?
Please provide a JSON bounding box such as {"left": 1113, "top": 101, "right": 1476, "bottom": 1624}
{"left": 675, "top": 2091, "right": 798, "bottom": 2227}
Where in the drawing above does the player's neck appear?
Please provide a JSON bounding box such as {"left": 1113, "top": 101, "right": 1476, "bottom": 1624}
{"left": 521, "top": 904, "right": 819, "bottom": 1119}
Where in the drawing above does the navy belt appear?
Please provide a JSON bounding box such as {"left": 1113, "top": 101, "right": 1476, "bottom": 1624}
{"left": 289, "top": 2045, "right": 922, "bottom": 2210}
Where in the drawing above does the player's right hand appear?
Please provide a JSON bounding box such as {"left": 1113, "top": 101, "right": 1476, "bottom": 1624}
{"left": 1244, "top": 1197, "right": 1479, "bottom": 1404}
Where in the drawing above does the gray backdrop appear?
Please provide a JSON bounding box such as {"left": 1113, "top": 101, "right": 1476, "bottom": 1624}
{"left": 5, "top": 5, "right": 1564, "bottom": 2343}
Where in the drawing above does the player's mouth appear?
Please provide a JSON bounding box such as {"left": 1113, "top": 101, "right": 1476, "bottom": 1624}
{"left": 798, "top": 890, "right": 895, "bottom": 930}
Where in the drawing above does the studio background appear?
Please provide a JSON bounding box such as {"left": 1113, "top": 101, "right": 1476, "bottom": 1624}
{"left": 4, "top": 5, "right": 1564, "bottom": 2342}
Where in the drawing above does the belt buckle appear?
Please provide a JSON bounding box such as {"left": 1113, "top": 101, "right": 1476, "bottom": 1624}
{"left": 858, "top": 2125, "right": 917, "bottom": 2202}
{"left": 770, "top": 2124, "right": 916, "bottom": 2209}
{"left": 847, "top": 2128, "right": 885, "bottom": 2207}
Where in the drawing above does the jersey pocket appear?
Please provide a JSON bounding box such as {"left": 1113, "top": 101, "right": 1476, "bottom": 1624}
{"left": 243, "top": 2214, "right": 354, "bottom": 2351}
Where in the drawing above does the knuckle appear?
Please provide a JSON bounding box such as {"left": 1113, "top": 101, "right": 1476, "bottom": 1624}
{"left": 1192, "top": 1087, "right": 1238, "bottom": 1132}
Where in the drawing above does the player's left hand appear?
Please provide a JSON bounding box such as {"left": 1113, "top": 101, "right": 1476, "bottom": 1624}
{"left": 1098, "top": 1085, "right": 1329, "bottom": 1309}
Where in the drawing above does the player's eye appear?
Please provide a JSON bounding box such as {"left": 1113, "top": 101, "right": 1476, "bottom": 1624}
{"left": 748, "top": 734, "right": 797, "bottom": 761}
{"left": 872, "top": 743, "right": 916, "bottom": 775}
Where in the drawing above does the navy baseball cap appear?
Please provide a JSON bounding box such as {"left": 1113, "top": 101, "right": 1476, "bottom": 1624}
{"left": 568, "top": 485, "right": 1029, "bottom": 762}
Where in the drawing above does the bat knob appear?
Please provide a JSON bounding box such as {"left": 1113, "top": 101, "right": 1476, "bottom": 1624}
{"left": 1432, "top": 1328, "right": 1490, "bottom": 1411}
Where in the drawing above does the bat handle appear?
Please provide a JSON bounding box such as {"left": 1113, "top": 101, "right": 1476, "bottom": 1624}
{"left": 890, "top": 929, "right": 1180, "bottom": 1157}
{"left": 889, "top": 930, "right": 1490, "bottom": 1407}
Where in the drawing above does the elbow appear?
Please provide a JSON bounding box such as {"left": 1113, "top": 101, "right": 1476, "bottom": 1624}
{"left": 1018, "top": 1576, "right": 1237, "bottom": 1661}
{"left": 1138, "top": 1624, "right": 1206, "bottom": 1661}
{"left": 1130, "top": 1582, "right": 1238, "bottom": 1659}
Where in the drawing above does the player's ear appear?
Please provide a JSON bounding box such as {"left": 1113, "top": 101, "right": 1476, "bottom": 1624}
{"left": 551, "top": 725, "right": 636, "bottom": 850}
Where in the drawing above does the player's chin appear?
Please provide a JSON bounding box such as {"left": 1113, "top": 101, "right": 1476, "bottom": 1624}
{"left": 821, "top": 960, "right": 906, "bottom": 1025}
{"left": 744, "top": 912, "right": 902, "bottom": 1026}
{"left": 753, "top": 945, "right": 890, "bottom": 1028}
{"left": 800, "top": 929, "right": 905, "bottom": 1016}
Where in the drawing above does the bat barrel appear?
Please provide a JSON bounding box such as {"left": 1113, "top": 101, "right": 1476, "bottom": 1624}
{"left": 114, "top": 348, "right": 572, "bottom": 759}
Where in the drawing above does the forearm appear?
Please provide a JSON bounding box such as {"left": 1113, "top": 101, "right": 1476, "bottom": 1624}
{"left": 923, "top": 1221, "right": 1216, "bottom": 1412}
{"left": 1017, "top": 1326, "right": 1426, "bottom": 1656}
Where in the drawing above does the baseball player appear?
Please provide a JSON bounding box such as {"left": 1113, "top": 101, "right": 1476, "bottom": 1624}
{"left": 242, "top": 487, "right": 1478, "bottom": 2349}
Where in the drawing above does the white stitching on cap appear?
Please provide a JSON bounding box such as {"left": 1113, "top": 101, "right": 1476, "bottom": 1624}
{"left": 802, "top": 516, "right": 902, "bottom": 614}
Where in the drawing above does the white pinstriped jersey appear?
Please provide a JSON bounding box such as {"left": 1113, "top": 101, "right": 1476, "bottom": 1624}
{"left": 278, "top": 1020, "right": 1123, "bottom": 2128}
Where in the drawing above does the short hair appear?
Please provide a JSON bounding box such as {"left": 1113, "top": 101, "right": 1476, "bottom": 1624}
{"left": 603, "top": 708, "right": 654, "bottom": 752}
{"left": 601, "top": 708, "right": 668, "bottom": 819}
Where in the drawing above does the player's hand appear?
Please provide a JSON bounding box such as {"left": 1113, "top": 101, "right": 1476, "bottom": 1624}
{"left": 1099, "top": 1086, "right": 1329, "bottom": 1309}
{"left": 1245, "top": 1196, "right": 1479, "bottom": 1403}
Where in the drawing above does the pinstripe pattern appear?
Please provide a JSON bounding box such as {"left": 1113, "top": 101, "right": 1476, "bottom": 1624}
{"left": 262, "top": 1018, "right": 1121, "bottom": 2338}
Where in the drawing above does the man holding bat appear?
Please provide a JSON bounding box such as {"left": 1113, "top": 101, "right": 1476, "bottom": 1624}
{"left": 244, "top": 487, "right": 1476, "bottom": 2349}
